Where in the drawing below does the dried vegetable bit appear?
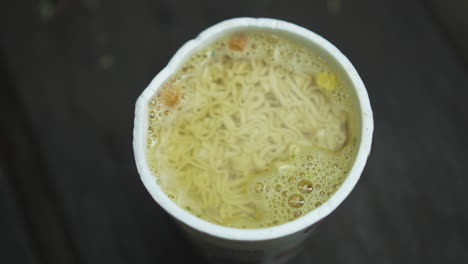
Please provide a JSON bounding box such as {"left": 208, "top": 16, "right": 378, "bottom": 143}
{"left": 160, "top": 84, "right": 181, "bottom": 107}
{"left": 316, "top": 72, "right": 338, "bottom": 91}
{"left": 229, "top": 34, "right": 248, "bottom": 51}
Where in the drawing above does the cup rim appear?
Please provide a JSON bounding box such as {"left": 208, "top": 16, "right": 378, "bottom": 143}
{"left": 133, "top": 17, "right": 373, "bottom": 241}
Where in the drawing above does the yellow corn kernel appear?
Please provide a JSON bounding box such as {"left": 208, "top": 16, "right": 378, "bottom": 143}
{"left": 316, "top": 72, "right": 338, "bottom": 91}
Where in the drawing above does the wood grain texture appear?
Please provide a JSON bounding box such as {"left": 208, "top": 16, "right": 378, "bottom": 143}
{"left": 1, "top": 0, "right": 467, "bottom": 263}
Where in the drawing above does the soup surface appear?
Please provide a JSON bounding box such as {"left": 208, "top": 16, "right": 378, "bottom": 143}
{"left": 146, "top": 31, "right": 360, "bottom": 228}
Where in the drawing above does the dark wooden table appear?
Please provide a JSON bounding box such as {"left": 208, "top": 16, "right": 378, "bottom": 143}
{"left": 1, "top": 0, "right": 467, "bottom": 263}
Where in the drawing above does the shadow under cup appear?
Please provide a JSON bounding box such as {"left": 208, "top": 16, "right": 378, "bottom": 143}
{"left": 133, "top": 17, "right": 373, "bottom": 264}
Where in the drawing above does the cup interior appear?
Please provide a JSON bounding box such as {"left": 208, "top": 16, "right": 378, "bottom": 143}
{"left": 133, "top": 17, "right": 373, "bottom": 241}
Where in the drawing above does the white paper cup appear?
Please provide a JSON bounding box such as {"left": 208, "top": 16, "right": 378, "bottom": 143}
{"left": 133, "top": 17, "right": 373, "bottom": 264}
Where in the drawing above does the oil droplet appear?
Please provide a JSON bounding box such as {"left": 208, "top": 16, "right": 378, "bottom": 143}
{"left": 307, "top": 155, "right": 313, "bottom": 161}
{"left": 273, "top": 220, "right": 279, "bottom": 225}
{"left": 315, "top": 202, "right": 322, "bottom": 207}
{"left": 150, "top": 99, "right": 156, "bottom": 105}
{"left": 297, "top": 180, "right": 313, "bottom": 194}
{"left": 320, "top": 191, "right": 325, "bottom": 196}
{"left": 149, "top": 111, "right": 155, "bottom": 119}
{"left": 148, "top": 126, "right": 153, "bottom": 133}
{"left": 288, "top": 177, "right": 296, "bottom": 184}
{"left": 168, "top": 194, "right": 175, "bottom": 200}
{"left": 316, "top": 184, "right": 321, "bottom": 189}
{"left": 281, "top": 190, "right": 288, "bottom": 197}
{"left": 254, "top": 182, "right": 264, "bottom": 193}
{"left": 275, "top": 184, "right": 282, "bottom": 192}
{"left": 293, "top": 211, "right": 302, "bottom": 218}
{"left": 299, "top": 172, "right": 305, "bottom": 177}
{"left": 288, "top": 194, "right": 305, "bottom": 208}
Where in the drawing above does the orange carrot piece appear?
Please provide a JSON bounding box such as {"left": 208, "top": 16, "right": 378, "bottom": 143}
{"left": 160, "top": 85, "right": 181, "bottom": 107}
{"left": 228, "top": 34, "right": 247, "bottom": 51}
